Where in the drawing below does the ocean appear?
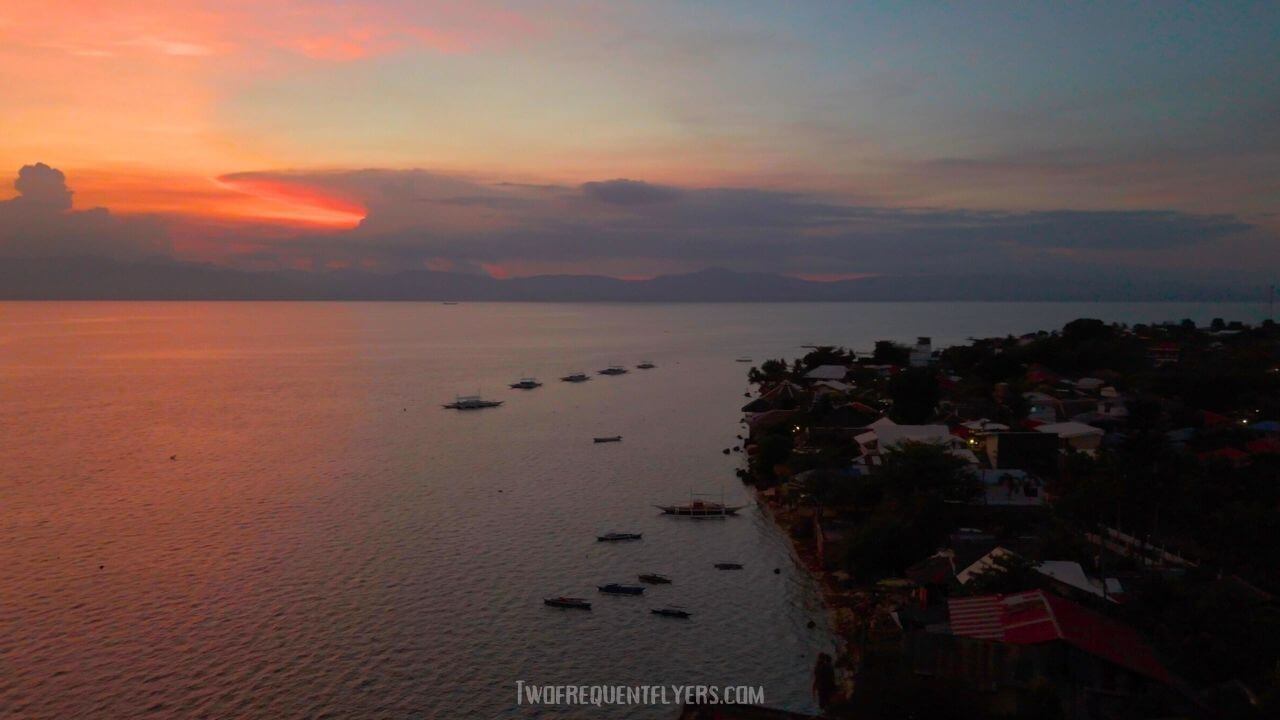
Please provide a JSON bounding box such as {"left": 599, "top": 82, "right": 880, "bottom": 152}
{"left": 1, "top": 301, "right": 1270, "bottom": 718}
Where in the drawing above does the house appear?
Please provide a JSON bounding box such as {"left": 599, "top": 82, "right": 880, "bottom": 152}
{"left": 1197, "top": 446, "right": 1251, "bottom": 469}
{"left": 803, "top": 364, "right": 849, "bottom": 382}
{"left": 883, "top": 590, "right": 1191, "bottom": 720}
{"left": 1073, "top": 377, "right": 1105, "bottom": 393}
{"left": 946, "top": 590, "right": 1169, "bottom": 684}
{"left": 1035, "top": 421, "right": 1105, "bottom": 452}
{"left": 1022, "top": 391, "right": 1060, "bottom": 423}
{"left": 1147, "top": 341, "right": 1180, "bottom": 366}
{"left": 868, "top": 424, "right": 961, "bottom": 451}
{"left": 1035, "top": 561, "right": 1123, "bottom": 602}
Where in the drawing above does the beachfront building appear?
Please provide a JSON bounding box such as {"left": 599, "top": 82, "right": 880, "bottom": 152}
{"left": 909, "top": 337, "right": 933, "bottom": 367}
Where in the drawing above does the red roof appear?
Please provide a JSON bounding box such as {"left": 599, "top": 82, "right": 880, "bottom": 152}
{"left": 948, "top": 590, "right": 1170, "bottom": 684}
{"left": 1198, "top": 447, "right": 1250, "bottom": 462}
{"left": 1247, "top": 438, "right": 1280, "bottom": 455}
{"left": 1201, "top": 410, "right": 1232, "bottom": 427}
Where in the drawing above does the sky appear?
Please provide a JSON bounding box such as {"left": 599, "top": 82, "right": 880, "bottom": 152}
{"left": 1, "top": 0, "right": 1277, "bottom": 283}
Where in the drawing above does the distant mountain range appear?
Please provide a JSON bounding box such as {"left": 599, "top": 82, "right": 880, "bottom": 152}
{"left": 0, "top": 257, "right": 1262, "bottom": 302}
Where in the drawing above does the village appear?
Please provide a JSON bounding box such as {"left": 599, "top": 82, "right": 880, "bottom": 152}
{"left": 735, "top": 318, "right": 1280, "bottom": 720}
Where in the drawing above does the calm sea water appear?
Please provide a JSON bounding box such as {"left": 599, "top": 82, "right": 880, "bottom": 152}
{"left": 0, "top": 301, "right": 1269, "bottom": 719}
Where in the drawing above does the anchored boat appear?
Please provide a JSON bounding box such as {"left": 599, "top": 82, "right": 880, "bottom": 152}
{"left": 544, "top": 596, "right": 591, "bottom": 610}
{"left": 651, "top": 606, "right": 691, "bottom": 619}
{"left": 597, "top": 532, "right": 642, "bottom": 542}
{"left": 636, "top": 361, "right": 656, "bottom": 369}
{"left": 509, "top": 377, "right": 542, "bottom": 389}
{"left": 560, "top": 372, "right": 591, "bottom": 383}
{"left": 598, "top": 584, "right": 645, "bottom": 595}
{"left": 638, "top": 573, "right": 671, "bottom": 584}
{"left": 598, "top": 366, "right": 628, "bottom": 376}
{"left": 593, "top": 436, "right": 622, "bottom": 443}
{"left": 443, "top": 395, "right": 503, "bottom": 410}
{"left": 714, "top": 562, "right": 744, "bottom": 570}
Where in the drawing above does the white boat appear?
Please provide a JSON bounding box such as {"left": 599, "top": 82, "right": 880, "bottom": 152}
{"left": 443, "top": 395, "right": 503, "bottom": 410}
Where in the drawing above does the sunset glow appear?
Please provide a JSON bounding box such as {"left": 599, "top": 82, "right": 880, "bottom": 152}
{"left": 0, "top": 1, "right": 1276, "bottom": 281}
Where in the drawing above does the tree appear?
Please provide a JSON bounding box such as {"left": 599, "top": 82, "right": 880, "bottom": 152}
{"left": 876, "top": 442, "right": 979, "bottom": 502}
{"left": 888, "top": 367, "right": 940, "bottom": 423}
{"left": 872, "top": 340, "right": 910, "bottom": 366}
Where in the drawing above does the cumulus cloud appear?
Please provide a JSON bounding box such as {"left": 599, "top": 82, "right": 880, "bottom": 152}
{"left": 0, "top": 163, "right": 168, "bottom": 260}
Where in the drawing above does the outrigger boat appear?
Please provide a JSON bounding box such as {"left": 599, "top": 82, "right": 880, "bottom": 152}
{"left": 655, "top": 491, "right": 745, "bottom": 517}
{"left": 651, "top": 606, "right": 691, "bottom": 619}
{"left": 509, "top": 377, "right": 542, "bottom": 389}
{"left": 593, "top": 436, "right": 622, "bottom": 443}
{"left": 597, "top": 532, "right": 642, "bottom": 542}
{"left": 443, "top": 395, "right": 503, "bottom": 410}
{"left": 598, "top": 366, "right": 628, "bottom": 375}
{"left": 638, "top": 573, "right": 671, "bottom": 584}
{"left": 598, "top": 584, "right": 645, "bottom": 595}
{"left": 544, "top": 596, "right": 591, "bottom": 610}
{"left": 636, "top": 361, "right": 656, "bottom": 369}
{"left": 560, "top": 372, "right": 591, "bottom": 383}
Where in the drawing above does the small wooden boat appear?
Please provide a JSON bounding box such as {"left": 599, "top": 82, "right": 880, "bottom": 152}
{"left": 714, "top": 562, "right": 744, "bottom": 570}
{"left": 544, "top": 596, "right": 591, "bottom": 610}
{"left": 651, "top": 606, "right": 691, "bottom": 618}
{"left": 560, "top": 372, "right": 591, "bottom": 383}
{"left": 597, "top": 532, "right": 642, "bottom": 542}
{"left": 598, "top": 583, "right": 645, "bottom": 595}
{"left": 509, "top": 377, "right": 542, "bottom": 389}
{"left": 638, "top": 573, "right": 671, "bottom": 584}
{"left": 598, "top": 366, "right": 628, "bottom": 376}
{"left": 593, "top": 436, "right": 622, "bottom": 443}
{"left": 443, "top": 395, "right": 503, "bottom": 410}
{"left": 636, "top": 361, "right": 656, "bottom": 369}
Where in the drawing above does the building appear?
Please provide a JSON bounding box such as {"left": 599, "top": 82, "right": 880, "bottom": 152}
{"left": 1035, "top": 421, "right": 1105, "bottom": 452}
{"left": 909, "top": 336, "right": 933, "bottom": 367}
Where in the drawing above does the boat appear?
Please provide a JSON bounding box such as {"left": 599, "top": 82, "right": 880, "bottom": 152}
{"left": 598, "top": 584, "right": 645, "bottom": 595}
{"left": 714, "top": 562, "right": 744, "bottom": 570}
{"left": 560, "top": 372, "right": 591, "bottom": 383}
{"left": 509, "top": 377, "right": 542, "bottom": 389}
{"left": 735, "top": 357, "right": 752, "bottom": 363}
{"left": 593, "top": 436, "right": 622, "bottom": 443}
{"left": 442, "top": 301, "right": 459, "bottom": 305}
{"left": 654, "top": 499, "right": 745, "bottom": 517}
{"left": 597, "top": 532, "right": 642, "bottom": 542}
{"left": 443, "top": 395, "right": 503, "bottom": 410}
{"left": 638, "top": 573, "right": 671, "bottom": 584}
{"left": 598, "top": 366, "right": 628, "bottom": 376}
{"left": 636, "top": 361, "right": 656, "bottom": 369}
{"left": 651, "top": 606, "right": 691, "bottom": 618}
{"left": 544, "top": 596, "right": 591, "bottom": 610}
